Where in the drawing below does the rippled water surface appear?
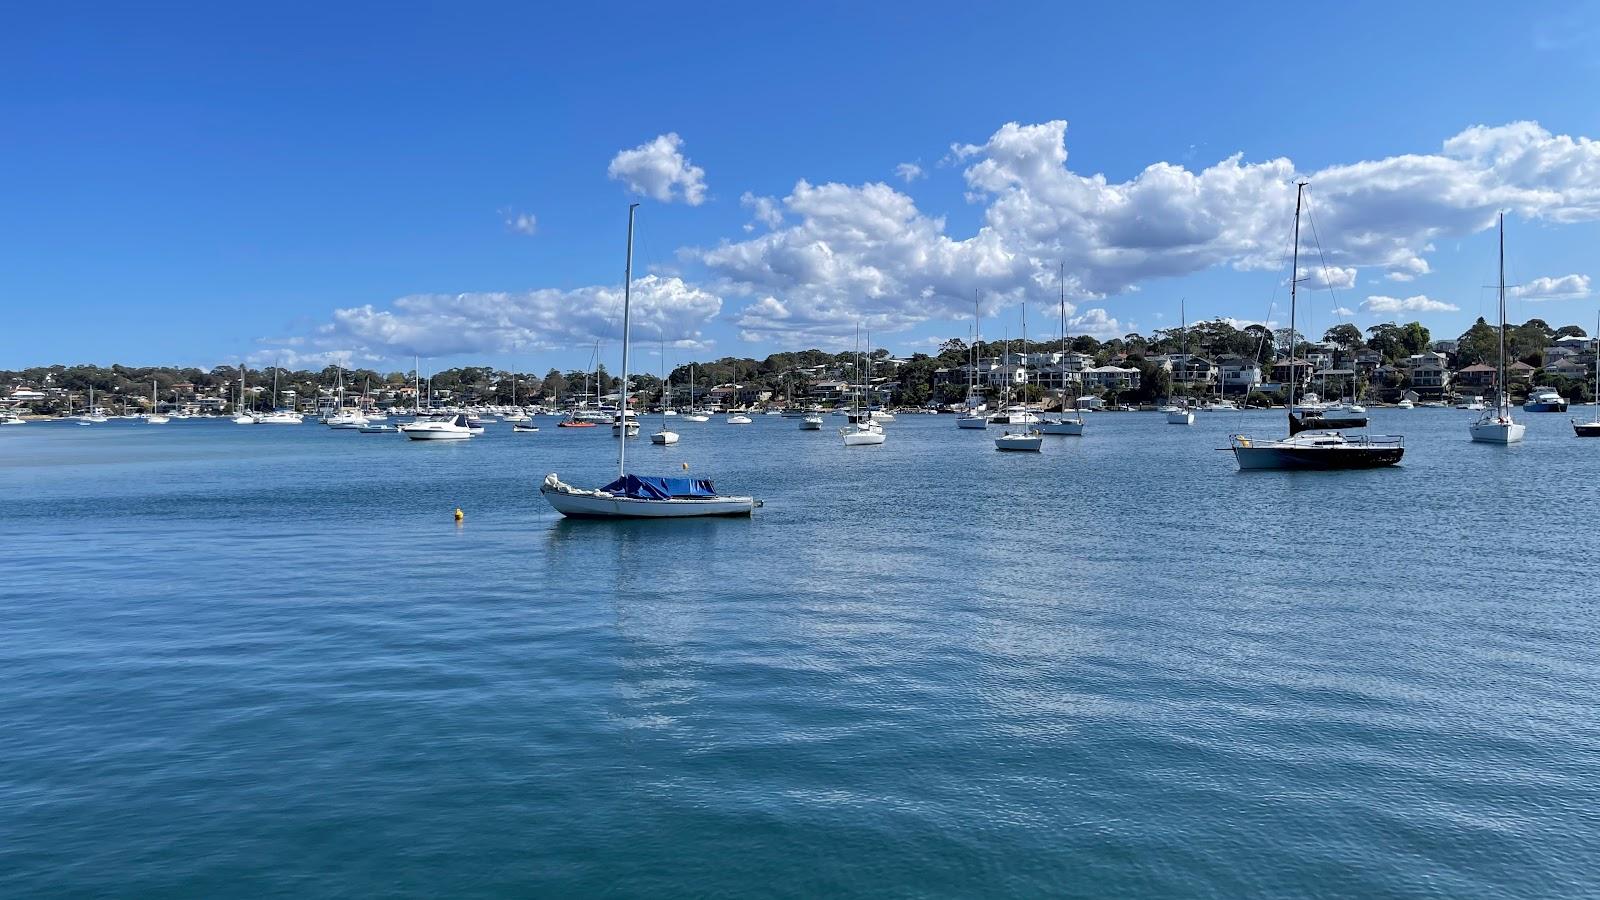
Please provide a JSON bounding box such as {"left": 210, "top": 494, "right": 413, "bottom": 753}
{"left": 2, "top": 411, "right": 1597, "bottom": 898}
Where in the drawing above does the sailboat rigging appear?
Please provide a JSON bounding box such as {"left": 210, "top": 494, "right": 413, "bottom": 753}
{"left": 1228, "top": 182, "right": 1404, "bottom": 469}
{"left": 540, "top": 204, "right": 759, "bottom": 517}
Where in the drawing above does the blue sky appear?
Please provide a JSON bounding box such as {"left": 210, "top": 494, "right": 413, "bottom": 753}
{"left": 5, "top": 1, "right": 1600, "bottom": 373}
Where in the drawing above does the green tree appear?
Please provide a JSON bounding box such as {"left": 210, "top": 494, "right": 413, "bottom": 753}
{"left": 1323, "top": 323, "right": 1364, "bottom": 349}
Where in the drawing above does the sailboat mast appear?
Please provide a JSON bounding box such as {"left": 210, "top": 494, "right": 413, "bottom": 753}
{"left": 618, "top": 202, "right": 638, "bottom": 479}
{"left": 1288, "top": 182, "right": 1305, "bottom": 420}
{"left": 1498, "top": 214, "right": 1507, "bottom": 417}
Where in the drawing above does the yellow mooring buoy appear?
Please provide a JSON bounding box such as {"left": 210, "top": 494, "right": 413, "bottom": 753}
{"left": 454, "top": 507, "right": 464, "bottom": 522}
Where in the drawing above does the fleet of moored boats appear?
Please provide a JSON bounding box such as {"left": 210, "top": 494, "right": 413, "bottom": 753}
{"left": 9, "top": 189, "right": 1599, "bottom": 515}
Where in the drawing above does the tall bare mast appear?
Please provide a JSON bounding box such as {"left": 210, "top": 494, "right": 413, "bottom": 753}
{"left": 618, "top": 202, "right": 639, "bottom": 479}
{"left": 1498, "top": 213, "right": 1507, "bottom": 417}
{"left": 1288, "top": 181, "right": 1306, "bottom": 424}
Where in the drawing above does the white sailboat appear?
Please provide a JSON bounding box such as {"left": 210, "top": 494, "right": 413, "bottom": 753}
{"left": 681, "top": 365, "right": 710, "bottom": 421}
{"left": 145, "top": 380, "right": 170, "bottom": 424}
{"left": 1469, "top": 214, "right": 1526, "bottom": 445}
{"left": 995, "top": 318, "right": 1042, "bottom": 451}
{"left": 81, "top": 386, "right": 108, "bottom": 423}
{"left": 1164, "top": 300, "right": 1195, "bottom": 425}
{"left": 957, "top": 298, "right": 989, "bottom": 429}
{"left": 233, "top": 363, "right": 255, "bottom": 424}
{"left": 541, "top": 204, "right": 759, "bottom": 518}
{"left": 1039, "top": 267, "right": 1085, "bottom": 435}
{"left": 1574, "top": 312, "right": 1600, "bottom": 437}
{"left": 840, "top": 325, "right": 887, "bottom": 445}
{"left": 651, "top": 336, "right": 679, "bottom": 445}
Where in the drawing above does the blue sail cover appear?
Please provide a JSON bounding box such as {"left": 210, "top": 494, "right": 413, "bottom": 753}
{"left": 602, "top": 474, "right": 719, "bottom": 499}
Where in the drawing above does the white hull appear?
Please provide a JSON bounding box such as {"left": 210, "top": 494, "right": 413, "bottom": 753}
{"left": 1469, "top": 419, "right": 1526, "bottom": 444}
{"left": 404, "top": 429, "right": 471, "bottom": 440}
{"left": 650, "top": 430, "right": 679, "bottom": 444}
{"left": 145, "top": 416, "right": 171, "bottom": 425}
{"left": 726, "top": 416, "right": 752, "bottom": 425}
{"left": 799, "top": 417, "right": 823, "bottom": 430}
{"left": 682, "top": 414, "right": 710, "bottom": 422}
{"left": 956, "top": 416, "right": 988, "bottom": 429}
{"left": 1166, "top": 410, "right": 1195, "bottom": 425}
{"left": 1038, "top": 420, "right": 1084, "bottom": 435}
{"left": 995, "top": 433, "right": 1043, "bottom": 451}
{"left": 540, "top": 484, "right": 755, "bottom": 518}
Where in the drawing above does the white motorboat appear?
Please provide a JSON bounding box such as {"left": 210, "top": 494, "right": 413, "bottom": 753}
{"left": 870, "top": 409, "right": 895, "bottom": 422}
{"left": 0, "top": 411, "right": 26, "bottom": 426}
{"left": 612, "top": 415, "right": 641, "bottom": 435}
{"left": 358, "top": 423, "right": 398, "bottom": 433}
{"left": 1471, "top": 216, "right": 1526, "bottom": 445}
{"left": 401, "top": 413, "right": 474, "bottom": 440}
{"left": 725, "top": 413, "right": 753, "bottom": 425}
{"left": 1395, "top": 399, "right": 1414, "bottom": 409}
{"left": 682, "top": 413, "right": 710, "bottom": 422}
{"left": 1524, "top": 387, "right": 1568, "bottom": 413}
{"left": 539, "top": 205, "right": 758, "bottom": 519}
{"left": 1457, "top": 396, "right": 1486, "bottom": 411}
{"left": 995, "top": 430, "right": 1043, "bottom": 451}
{"left": 232, "top": 414, "right": 256, "bottom": 425}
{"left": 256, "top": 411, "right": 302, "bottom": 424}
{"left": 512, "top": 422, "right": 540, "bottom": 433}
{"left": 799, "top": 414, "right": 823, "bottom": 430}
{"left": 1165, "top": 405, "right": 1195, "bottom": 425}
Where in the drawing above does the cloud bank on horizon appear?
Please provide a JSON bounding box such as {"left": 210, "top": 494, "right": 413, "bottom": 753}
{"left": 266, "top": 120, "right": 1600, "bottom": 366}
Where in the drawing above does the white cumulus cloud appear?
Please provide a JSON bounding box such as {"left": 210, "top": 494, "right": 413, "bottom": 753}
{"left": 894, "top": 162, "right": 925, "bottom": 183}
{"left": 1509, "top": 273, "right": 1590, "bottom": 301}
{"left": 607, "top": 133, "right": 707, "bottom": 205}
{"left": 739, "top": 192, "right": 783, "bottom": 231}
{"left": 704, "top": 119, "right": 1600, "bottom": 343}
{"left": 1360, "top": 294, "right": 1460, "bottom": 314}
{"left": 283, "top": 276, "right": 722, "bottom": 361}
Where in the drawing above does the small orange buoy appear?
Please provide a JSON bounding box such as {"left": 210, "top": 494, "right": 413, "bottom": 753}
{"left": 454, "top": 507, "right": 464, "bottom": 522}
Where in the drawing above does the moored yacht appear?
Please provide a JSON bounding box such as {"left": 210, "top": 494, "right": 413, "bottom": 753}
{"left": 539, "top": 204, "right": 758, "bottom": 519}
{"left": 1229, "top": 183, "right": 1404, "bottom": 470}
{"left": 401, "top": 413, "right": 474, "bottom": 440}
{"left": 1524, "top": 387, "right": 1568, "bottom": 412}
{"left": 1471, "top": 216, "right": 1526, "bottom": 445}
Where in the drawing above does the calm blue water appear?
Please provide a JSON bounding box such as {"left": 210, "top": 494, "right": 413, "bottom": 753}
{"left": 2, "top": 411, "right": 1596, "bottom": 898}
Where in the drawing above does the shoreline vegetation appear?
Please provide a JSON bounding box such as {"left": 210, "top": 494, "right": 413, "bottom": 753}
{"left": 4, "top": 315, "right": 1594, "bottom": 414}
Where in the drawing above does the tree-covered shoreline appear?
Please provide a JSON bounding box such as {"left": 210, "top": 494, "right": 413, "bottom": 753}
{"left": 4, "top": 315, "right": 1593, "bottom": 413}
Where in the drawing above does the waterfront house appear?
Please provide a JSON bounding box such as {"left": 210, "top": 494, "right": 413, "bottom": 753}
{"left": 1217, "top": 355, "right": 1263, "bottom": 392}
{"left": 1271, "top": 357, "right": 1314, "bottom": 387}
{"left": 1409, "top": 354, "right": 1451, "bottom": 396}
{"left": 1083, "top": 365, "right": 1140, "bottom": 390}
{"left": 1455, "top": 364, "right": 1497, "bottom": 389}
